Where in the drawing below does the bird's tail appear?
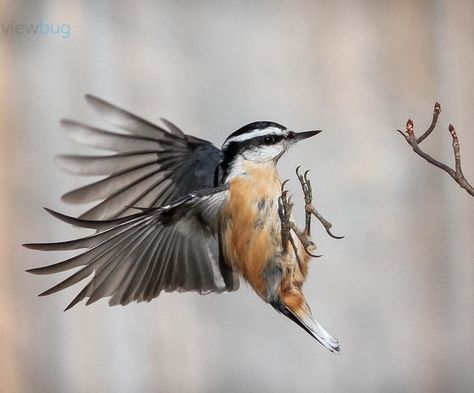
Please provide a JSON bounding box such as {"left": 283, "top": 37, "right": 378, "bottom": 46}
{"left": 272, "top": 295, "right": 340, "bottom": 353}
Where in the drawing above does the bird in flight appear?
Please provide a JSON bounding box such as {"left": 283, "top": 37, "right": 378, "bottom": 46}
{"left": 25, "top": 95, "right": 342, "bottom": 353}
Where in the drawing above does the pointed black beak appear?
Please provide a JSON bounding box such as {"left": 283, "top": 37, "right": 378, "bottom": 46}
{"left": 292, "top": 130, "right": 322, "bottom": 142}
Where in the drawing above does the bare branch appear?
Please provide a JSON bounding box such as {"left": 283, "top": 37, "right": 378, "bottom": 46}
{"left": 397, "top": 103, "right": 474, "bottom": 197}
{"left": 416, "top": 102, "right": 441, "bottom": 144}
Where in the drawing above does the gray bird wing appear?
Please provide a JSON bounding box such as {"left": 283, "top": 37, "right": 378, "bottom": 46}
{"left": 25, "top": 187, "right": 239, "bottom": 310}
{"left": 57, "top": 95, "right": 222, "bottom": 220}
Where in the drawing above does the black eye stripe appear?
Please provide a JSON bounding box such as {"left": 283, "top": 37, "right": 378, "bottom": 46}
{"left": 262, "top": 134, "right": 283, "bottom": 145}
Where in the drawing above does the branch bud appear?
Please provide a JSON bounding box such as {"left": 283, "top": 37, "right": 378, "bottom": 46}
{"left": 406, "top": 119, "right": 414, "bottom": 136}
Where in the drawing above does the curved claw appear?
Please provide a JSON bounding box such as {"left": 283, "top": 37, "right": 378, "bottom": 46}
{"left": 304, "top": 169, "right": 310, "bottom": 182}
{"left": 296, "top": 166, "right": 302, "bottom": 178}
{"left": 281, "top": 179, "right": 290, "bottom": 192}
{"left": 305, "top": 248, "right": 323, "bottom": 258}
{"left": 326, "top": 229, "right": 345, "bottom": 240}
{"left": 326, "top": 228, "right": 345, "bottom": 239}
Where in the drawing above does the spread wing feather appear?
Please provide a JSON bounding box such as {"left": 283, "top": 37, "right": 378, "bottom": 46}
{"left": 57, "top": 95, "right": 222, "bottom": 220}
{"left": 25, "top": 188, "right": 239, "bottom": 310}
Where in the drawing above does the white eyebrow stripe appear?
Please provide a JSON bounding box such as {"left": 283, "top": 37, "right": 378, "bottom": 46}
{"left": 222, "top": 127, "right": 287, "bottom": 147}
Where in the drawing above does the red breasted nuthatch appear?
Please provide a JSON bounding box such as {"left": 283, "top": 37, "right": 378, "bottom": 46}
{"left": 25, "top": 96, "right": 341, "bottom": 353}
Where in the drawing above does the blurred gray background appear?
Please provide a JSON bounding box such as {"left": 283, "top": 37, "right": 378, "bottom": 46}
{"left": 1, "top": 1, "right": 473, "bottom": 392}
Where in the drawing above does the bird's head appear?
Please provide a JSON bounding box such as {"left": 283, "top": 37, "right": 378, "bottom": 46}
{"left": 221, "top": 121, "right": 321, "bottom": 164}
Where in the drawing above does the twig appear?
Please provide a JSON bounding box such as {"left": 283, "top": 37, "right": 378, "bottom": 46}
{"left": 416, "top": 102, "right": 441, "bottom": 144}
{"left": 397, "top": 103, "right": 474, "bottom": 197}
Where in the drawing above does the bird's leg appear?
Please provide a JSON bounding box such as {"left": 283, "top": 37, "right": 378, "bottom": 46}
{"left": 278, "top": 180, "right": 321, "bottom": 259}
{"left": 296, "top": 167, "right": 313, "bottom": 237}
{"left": 296, "top": 167, "right": 344, "bottom": 240}
{"left": 278, "top": 180, "right": 295, "bottom": 256}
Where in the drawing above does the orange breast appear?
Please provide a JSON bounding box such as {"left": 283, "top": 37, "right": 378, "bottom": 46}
{"left": 220, "top": 162, "right": 282, "bottom": 299}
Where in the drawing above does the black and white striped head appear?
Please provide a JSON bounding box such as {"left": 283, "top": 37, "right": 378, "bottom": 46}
{"left": 221, "top": 121, "right": 321, "bottom": 164}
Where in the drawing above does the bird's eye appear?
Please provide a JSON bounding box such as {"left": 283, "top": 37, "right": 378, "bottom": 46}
{"left": 264, "top": 136, "right": 273, "bottom": 144}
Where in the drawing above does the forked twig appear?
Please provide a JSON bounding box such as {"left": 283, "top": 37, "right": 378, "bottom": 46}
{"left": 397, "top": 103, "right": 474, "bottom": 197}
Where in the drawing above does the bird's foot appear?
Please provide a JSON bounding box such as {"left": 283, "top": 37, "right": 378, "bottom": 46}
{"left": 278, "top": 180, "right": 321, "bottom": 259}
{"left": 296, "top": 167, "right": 344, "bottom": 240}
